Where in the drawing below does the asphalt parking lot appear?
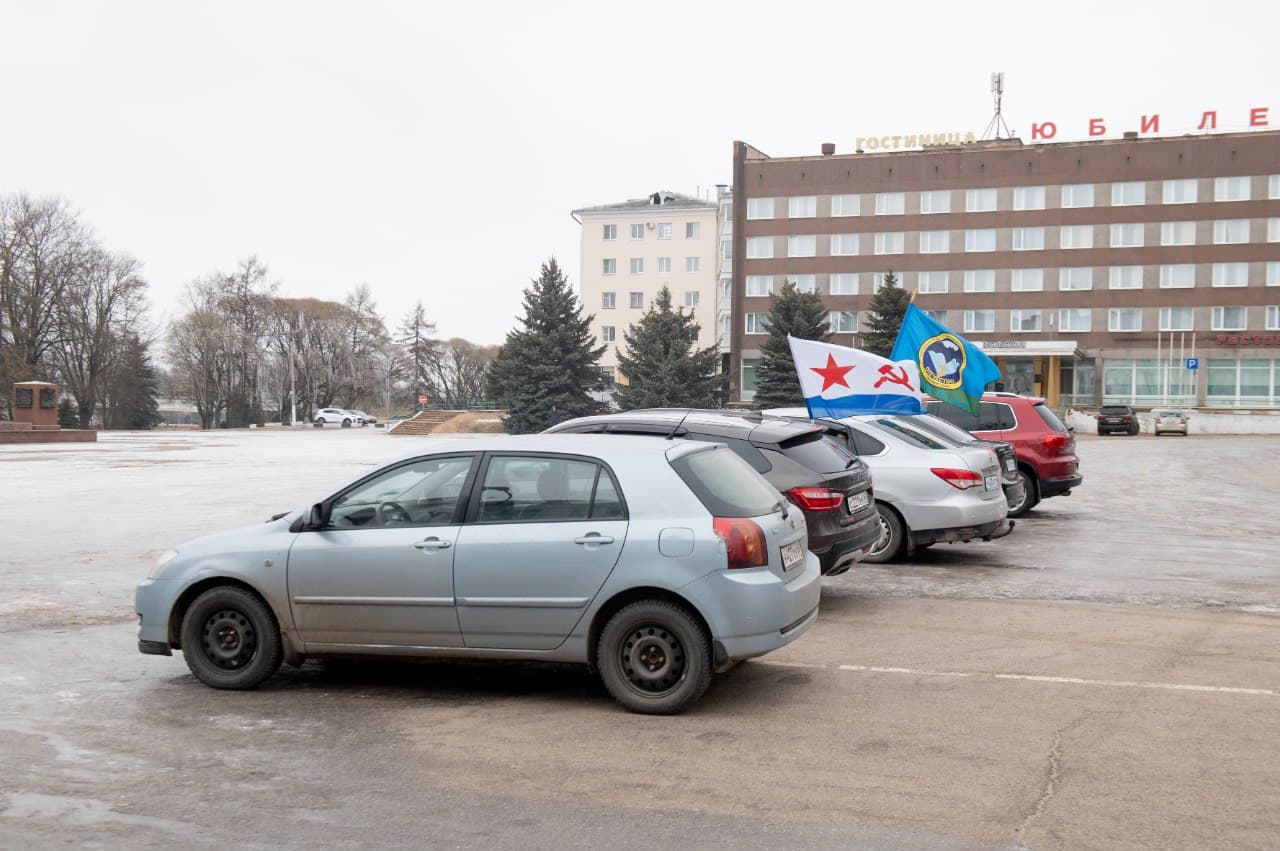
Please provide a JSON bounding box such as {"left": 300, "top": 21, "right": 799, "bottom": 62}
{"left": 2, "top": 428, "right": 1278, "bottom": 849}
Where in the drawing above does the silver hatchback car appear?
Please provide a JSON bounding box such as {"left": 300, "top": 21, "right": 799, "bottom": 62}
{"left": 136, "top": 435, "right": 821, "bottom": 714}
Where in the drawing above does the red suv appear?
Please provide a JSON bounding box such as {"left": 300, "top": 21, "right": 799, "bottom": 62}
{"left": 923, "top": 393, "right": 1082, "bottom": 516}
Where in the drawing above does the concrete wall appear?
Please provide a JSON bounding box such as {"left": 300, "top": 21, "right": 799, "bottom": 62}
{"left": 1064, "top": 407, "right": 1280, "bottom": 435}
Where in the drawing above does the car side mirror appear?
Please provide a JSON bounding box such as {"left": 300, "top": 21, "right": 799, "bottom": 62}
{"left": 307, "top": 503, "right": 328, "bottom": 530}
{"left": 1067, "top": 425, "right": 1075, "bottom": 433}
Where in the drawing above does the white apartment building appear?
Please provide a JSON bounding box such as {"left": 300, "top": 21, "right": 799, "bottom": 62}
{"left": 572, "top": 191, "right": 721, "bottom": 384}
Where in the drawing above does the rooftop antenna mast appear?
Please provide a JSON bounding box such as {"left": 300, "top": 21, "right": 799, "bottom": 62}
{"left": 981, "top": 72, "right": 1013, "bottom": 140}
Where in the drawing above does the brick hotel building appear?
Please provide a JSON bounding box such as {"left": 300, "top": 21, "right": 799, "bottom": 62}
{"left": 728, "top": 130, "right": 1280, "bottom": 409}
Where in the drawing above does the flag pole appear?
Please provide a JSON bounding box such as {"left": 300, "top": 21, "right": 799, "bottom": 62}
{"left": 909, "top": 289, "right": 918, "bottom": 304}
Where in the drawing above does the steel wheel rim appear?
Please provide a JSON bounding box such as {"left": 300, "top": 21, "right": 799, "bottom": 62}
{"left": 870, "top": 514, "right": 893, "bottom": 557}
{"left": 1008, "top": 473, "right": 1028, "bottom": 513}
{"left": 620, "top": 623, "right": 686, "bottom": 697}
{"left": 201, "top": 609, "right": 258, "bottom": 670}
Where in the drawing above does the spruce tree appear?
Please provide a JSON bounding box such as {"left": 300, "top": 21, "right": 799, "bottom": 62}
{"left": 753, "top": 280, "right": 831, "bottom": 408}
{"left": 862, "top": 270, "right": 910, "bottom": 357}
{"left": 487, "top": 258, "right": 605, "bottom": 433}
{"left": 613, "top": 286, "right": 724, "bottom": 410}
{"left": 115, "top": 336, "right": 163, "bottom": 429}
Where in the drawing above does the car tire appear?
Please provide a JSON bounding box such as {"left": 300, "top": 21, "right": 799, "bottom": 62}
{"left": 862, "top": 503, "right": 905, "bottom": 564}
{"left": 1006, "top": 468, "right": 1040, "bottom": 517}
{"left": 315, "top": 417, "right": 326, "bottom": 425}
{"left": 179, "top": 586, "right": 283, "bottom": 690}
{"left": 597, "top": 600, "right": 711, "bottom": 715}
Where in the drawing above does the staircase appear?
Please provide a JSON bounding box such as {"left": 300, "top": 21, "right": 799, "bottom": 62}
{"left": 386, "top": 410, "right": 468, "bottom": 435}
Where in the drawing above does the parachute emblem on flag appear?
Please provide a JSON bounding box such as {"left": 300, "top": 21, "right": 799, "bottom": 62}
{"left": 919, "top": 332, "right": 967, "bottom": 391}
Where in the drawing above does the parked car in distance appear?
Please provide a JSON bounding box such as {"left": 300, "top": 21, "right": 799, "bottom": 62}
{"left": 136, "top": 435, "right": 821, "bottom": 714}
{"left": 891, "top": 413, "right": 1028, "bottom": 516}
{"left": 346, "top": 409, "right": 377, "bottom": 425}
{"left": 312, "top": 407, "right": 354, "bottom": 426}
{"left": 1097, "top": 405, "right": 1140, "bottom": 436}
{"left": 765, "top": 409, "right": 1012, "bottom": 563}
{"left": 924, "top": 393, "right": 1082, "bottom": 515}
{"left": 1152, "top": 409, "right": 1189, "bottom": 436}
{"left": 547, "top": 409, "right": 879, "bottom": 576}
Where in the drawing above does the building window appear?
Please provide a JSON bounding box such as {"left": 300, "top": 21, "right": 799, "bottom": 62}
{"left": 656, "top": 223, "right": 672, "bottom": 240}
{"left": 720, "top": 314, "right": 731, "bottom": 341}
{"left": 874, "top": 192, "right": 905, "bottom": 215}
{"left": 918, "top": 271, "right": 949, "bottom": 293}
{"left": 919, "top": 190, "right": 951, "bottom": 214}
{"left": 1011, "top": 269, "right": 1044, "bottom": 291}
{"left": 1110, "top": 223, "right": 1144, "bottom": 248}
{"left": 602, "top": 325, "right": 616, "bottom": 343}
{"left": 1013, "top": 186, "right": 1046, "bottom": 211}
{"left": 1214, "top": 219, "right": 1251, "bottom": 245}
{"left": 721, "top": 239, "right": 731, "bottom": 260}
{"left": 1010, "top": 309, "right": 1042, "bottom": 333}
{"left": 686, "top": 222, "right": 700, "bottom": 239}
{"left": 657, "top": 257, "right": 672, "bottom": 273}
{"left": 745, "top": 275, "right": 773, "bottom": 296}
{"left": 919, "top": 230, "right": 950, "bottom": 253}
{"left": 1212, "top": 262, "right": 1249, "bottom": 287}
{"left": 741, "top": 358, "right": 759, "bottom": 397}
{"left": 788, "top": 235, "right": 816, "bottom": 257}
{"left": 684, "top": 290, "right": 699, "bottom": 308}
{"left": 1160, "top": 264, "right": 1196, "bottom": 288}
{"left": 963, "top": 269, "right": 995, "bottom": 293}
{"left": 964, "top": 310, "right": 995, "bottom": 332}
{"left": 1271, "top": 176, "right": 1280, "bottom": 199}
{"left": 1061, "top": 184, "right": 1095, "bottom": 208}
{"left": 1267, "top": 305, "right": 1280, "bottom": 330}
{"left": 830, "top": 233, "right": 860, "bottom": 256}
{"left": 1012, "top": 227, "right": 1044, "bottom": 250}
{"left": 683, "top": 256, "right": 699, "bottom": 272}
{"left": 964, "top": 229, "right": 996, "bottom": 252}
{"left": 602, "top": 224, "right": 617, "bottom": 241}
{"left": 825, "top": 310, "right": 856, "bottom": 334}
{"left": 788, "top": 196, "right": 817, "bottom": 218}
{"left": 829, "top": 273, "right": 858, "bottom": 295}
{"left": 1270, "top": 262, "right": 1280, "bottom": 286}
{"left": 1215, "top": 176, "right": 1251, "bottom": 202}
{"left": 832, "top": 194, "right": 861, "bottom": 216}
{"left": 720, "top": 280, "right": 731, "bottom": 299}
{"left": 600, "top": 366, "right": 616, "bottom": 383}
{"left": 1163, "top": 179, "right": 1198, "bottom": 204}
{"left": 746, "top": 198, "right": 774, "bottom": 219}
{"left": 1212, "top": 306, "right": 1247, "bottom": 330}
{"left": 745, "top": 237, "right": 773, "bottom": 259}
{"left": 1109, "top": 265, "right": 1144, "bottom": 289}
{"left": 790, "top": 274, "right": 816, "bottom": 293}
{"left": 1061, "top": 225, "right": 1094, "bottom": 249}
{"left": 1161, "top": 221, "right": 1196, "bottom": 246}
{"left": 1159, "top": 306, "right": 1195, "bottom": 331}
{"left": 602, "top": 258, "right": 617, "bottom": 275}
{"left": 631, "top": 223, "right": 645, "bottom": 239}
{"left": 872, "top": 272, "right": 897, "bottom": 293}
{"left": 1060, "top": 267, "right": 1093, "bottom": 290}
{"left": 1207, "top": 358, "right": 1279, "bottom": 403}
{"left": 1109, "top": 308, "right": 1142, "bottom": 332}
{"left": 874, "top": 232, "right": 904, "bottom": 254}
{"left": 1058, "top": 308, "right": 1092, "bottom": 332}
{"left": 1111, "top": 182, "right": 1146, "bottom": 206}
{"left": 925, "top": 309, "right": 947, "bottom": 325}
{"left": 629, "top": 258, "right": 644, "bottom": 274}
{"left": 744, "top": 313, "right": 768, "bottom": 334}
{"left": 626, "top": 292, "right": 644, "bottom": 309}
{"left": 1269, "top": 219, "right": 1280, "bottom": 242}
{"left": 602, "top": 291, "right": 616, "bottom": 309}
{"left": 966, "top": 188, "right": 997, "bottom": 212}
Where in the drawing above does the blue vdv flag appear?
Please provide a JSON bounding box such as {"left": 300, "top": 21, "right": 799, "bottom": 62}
{"left": 890, "top": 304, "right": 1001, "bottom": 416}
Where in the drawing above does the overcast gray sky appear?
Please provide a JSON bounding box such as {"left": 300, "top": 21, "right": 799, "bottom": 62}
{"left": 3, "top": 0, "right": 1276, "bottom": 344}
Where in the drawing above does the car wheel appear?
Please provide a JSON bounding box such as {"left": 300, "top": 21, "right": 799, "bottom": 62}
{"left": 862, "top": 503, "right": 905, "bottom": 564}
{"left": 179, "top": 586, "right": 283, "bottom": 690}
{"left": 1006, "top": 468, "right": 1040, "bottom": 517}
{"left": 315, "top": 417, "right": 326, "bottom": 425}
{"left": 597, "top": 600, "right": 711, "bottom": 715}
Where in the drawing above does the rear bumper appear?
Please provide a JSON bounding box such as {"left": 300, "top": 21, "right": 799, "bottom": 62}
{"left": 810, "top": 511, "right": 880, "bottom": 575}
{"left": 1039, "top": 473, "right": 1083, "bottom": 499}
{"left": 910, "top": 517, "right": 1014, "bottom": 548}
{"left": 1001, "top": 478, "right": 1026, "bottom": 509}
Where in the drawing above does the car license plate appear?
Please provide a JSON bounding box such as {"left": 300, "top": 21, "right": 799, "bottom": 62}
{"left": 1107, "top": 418, "right": 1122, "bottom": 423}
{"left": 781, "top": 541, "right": 804, "bottom": 570}
{"left": 984, "top": 475, "right": 998, "bottom": 492}
{"left": 846, "top": 492, "right": 870, "bottom": 513}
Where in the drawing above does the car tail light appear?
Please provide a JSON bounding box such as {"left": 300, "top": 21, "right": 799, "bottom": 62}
{"left": 930, "top": 467, "right": 984, "bottom": 490}
{"left": 785, "top": 487, "right": 844, "bottom": 512}
{"left": 1043, "top": 433, "right": 1070, "bottom": 453}
{"left": 713, "top": 518, "right": 768, "bottom": 569}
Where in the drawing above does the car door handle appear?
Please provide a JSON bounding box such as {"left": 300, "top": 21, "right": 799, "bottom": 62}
{"left": 574, "top": 534, "right": 614, "bottom": 545}
{"left": 414, "top": 538, "right": 452, "bottom": 550}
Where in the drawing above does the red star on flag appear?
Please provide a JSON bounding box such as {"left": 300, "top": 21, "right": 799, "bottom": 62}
{"left": 810, "top": 353, "right": 855, "bottom": 392}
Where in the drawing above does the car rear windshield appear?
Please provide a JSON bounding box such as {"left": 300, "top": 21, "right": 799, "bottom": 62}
{"left": 777, "top": 433, "right": 858, "bottom": 474}
{"left": 1034, "top": 404, "right": 1069, "bottom": 432}
{"left": 669, "top": 446, "right": 781, "bottom": 518}
{"left": 1156, "top": 410, "right": 1184, "bottom": 417}
{"left": 1099, "top": 406, "right": 1131, "bottom": 415}
{"left": 866, "top": 417, "right": 950, "bottom": 450}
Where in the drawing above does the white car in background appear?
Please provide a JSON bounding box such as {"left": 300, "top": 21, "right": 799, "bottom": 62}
{"left": 346, "top": 409, "right": 377, "bottom": 425}
{"left": 766, "top": 409, "right": 1013, "bottom": 563}
{"left": 312, "top": 407, "right": 355, "bottom": 426}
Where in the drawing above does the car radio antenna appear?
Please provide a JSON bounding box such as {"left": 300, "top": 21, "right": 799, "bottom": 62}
{"left": 666, "top": 408, "right": 693, "bottom": 440}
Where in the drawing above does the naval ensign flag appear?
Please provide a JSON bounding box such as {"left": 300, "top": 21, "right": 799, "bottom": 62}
{"left": 787, "top": 335, "right": 925, "bottom": 418}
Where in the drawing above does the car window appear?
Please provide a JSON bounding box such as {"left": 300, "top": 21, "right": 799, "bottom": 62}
{"left": 682, "top": 433, "right": 772, "bottom": 472}
{"left": 777, "top": 433, "right": 858, "bottom": 474}
{"left": 476, "top": 455, "right": 620, "bottom": 523}
{"left": 1033, "top": 404, "right": 1068, "bottom": 433}
{"left": 902, "top": 414, "right": 974, "bottom": 446}
{"left": 867, "top": 418, "right": 950, "bottom": 450}
{"left": 848, "top": 428, "right": 886, "bottom": 456}
{"left": 929, "top": 401, "right": 981, "bottom": 431}
{"left": 670, "top": 446, "right": 780, "bottom": 518}
{"left": 1100, "top": 405, "right": 1131, "bottom": 415}
{"left": 329, "top": 456, "right": 474, "bottom": 529}
{"left": 976, "top": 402, "right": 1007, "bottom": 431}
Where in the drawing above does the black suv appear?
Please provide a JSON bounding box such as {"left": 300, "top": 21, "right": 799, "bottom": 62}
{"left": 547, "top": 409, "right": 879, "bottom": 576}
{"left": 1097, "top": 405, "right": 1139, "bottom": 435}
